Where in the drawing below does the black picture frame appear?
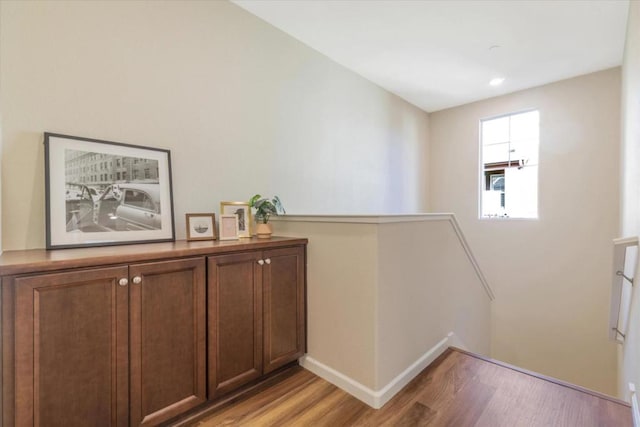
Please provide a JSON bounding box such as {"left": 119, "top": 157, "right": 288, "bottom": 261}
{"left": 44, "top": 132, "right": 175, "bottom": 249}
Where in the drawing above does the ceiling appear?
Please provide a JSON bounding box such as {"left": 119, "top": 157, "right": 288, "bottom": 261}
{"left": 233, "top": 0, "right": 629, "bottom": 112}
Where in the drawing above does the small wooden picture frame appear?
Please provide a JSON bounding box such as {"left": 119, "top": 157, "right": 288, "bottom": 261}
{"left": 219, "top": 214, "right": 239, "bottom": 241}
{"left": 185, "top": 213, "right": 216, "bottom": 241}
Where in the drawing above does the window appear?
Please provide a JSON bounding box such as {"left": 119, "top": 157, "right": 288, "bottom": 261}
{"left": 480, "top": 110, "right": 539, "bottom": 219}
{"left": 123, "top": 190, "right": 155, "bottom": 211}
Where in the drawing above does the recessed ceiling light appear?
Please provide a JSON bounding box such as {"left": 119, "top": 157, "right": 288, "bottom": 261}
{"left": 489, "top": 77, "right": 505, "bottom": 86}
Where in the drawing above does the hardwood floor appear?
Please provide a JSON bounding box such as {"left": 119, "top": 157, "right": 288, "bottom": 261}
{"left": 193, "top": 348, "right": 632, "bottom": 426}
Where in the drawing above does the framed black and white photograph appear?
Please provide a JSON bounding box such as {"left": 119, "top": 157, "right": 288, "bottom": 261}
{"left": 186, "top": 213, "right": 216, "bottom": 241}
{"left": 45, "top": 132, "right": 175, "bottom": 249}
{"left": 219, "top": 214, "right": 239, "bottom": 241}
{"left": 220, "top": 201, "right": 252, "bottom": 238}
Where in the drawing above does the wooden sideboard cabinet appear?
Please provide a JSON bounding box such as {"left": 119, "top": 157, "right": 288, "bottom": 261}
{"left": 208, "top": 246, "right": 305, "bottom": 399}
{"left": 0, "top": 237, "right": 307, "bottom": 427}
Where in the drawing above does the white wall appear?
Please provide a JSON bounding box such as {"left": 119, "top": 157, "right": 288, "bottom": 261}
{"left": 620, "top": 0, "right": 640, "bottom": 400}
{"left": 429, "top": 68, "right": 621, "bottom": 396}
{"left": 0, "top": 0, "right": 430, "bottom": 250}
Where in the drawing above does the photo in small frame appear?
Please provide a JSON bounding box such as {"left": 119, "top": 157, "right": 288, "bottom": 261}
{"left": 219, "top": 214, "right": 239, "bottom": 241}
{"left": 220, "top": 201, "right": 252, "bottom": 238}
{"left": 185, "top": 213, "right": 216, "bottom": 241}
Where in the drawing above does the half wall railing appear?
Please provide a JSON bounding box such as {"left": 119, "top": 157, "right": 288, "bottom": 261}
{"left": 610, "top": 237, "right": 638, "bottom": 343}
{"left": 630, "top": 382, "right": 639, "bottom": 427}
{"left": 273, "top": 214, "right": 493, "bottom": 408}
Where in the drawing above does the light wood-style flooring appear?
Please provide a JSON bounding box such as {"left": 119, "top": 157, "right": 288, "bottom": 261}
{"left": 193, "top": 348, "right": 632, "bottom": 426}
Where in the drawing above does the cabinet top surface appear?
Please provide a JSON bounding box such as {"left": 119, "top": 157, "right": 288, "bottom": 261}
{"left": 0, "top": 237, "right": 307, "bottom": 276}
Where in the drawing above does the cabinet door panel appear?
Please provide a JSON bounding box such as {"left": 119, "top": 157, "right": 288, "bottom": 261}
{"left": 14, "top": 266, "right": 129, "bottom": 427}
{"left": 129, "top": 257, "right": 206, "bottom": 426}
{"left": 208, "top": 252, "right": 263, "bottom": 398}
{"left": 263, "top": 246, "right": 305, "bottom": 373}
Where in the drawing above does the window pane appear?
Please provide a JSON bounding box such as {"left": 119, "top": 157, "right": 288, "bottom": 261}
{"left": 510, "top": 111, "right": 539, "bottom": 143}
{"left": 510, "top": 140, "right": 539, "bottom": 165}
{"left": 505, "top": 166, "right": 537, "bottom": 218}
{"left": 483, "top": 142, "right": 510, "bottom": 164}
{"left": 124, "top": 190, "right": 147, "bottom": 208}
{"left": 482, "top": 191, "right": 504, "bottom": 217}
{"left": 482, "top": 116, "right": 509, "bottom": 145}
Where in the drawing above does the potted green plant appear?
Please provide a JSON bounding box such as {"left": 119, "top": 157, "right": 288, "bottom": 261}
{"left": 249, "top": 194, "right": 286, "bottom": 239}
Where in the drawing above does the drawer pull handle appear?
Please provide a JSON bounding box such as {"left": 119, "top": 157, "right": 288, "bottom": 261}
{"left": 118, "top": 278, "right": 128, "bottom": 287}
{"left": 132, "top": 276, "right": 142, "bottom": 284}
{"left": 257, "top": 259, "right": 265, "bottom": 266}
{"left": 265, "top": 258, "right": 271, "bottom": 265}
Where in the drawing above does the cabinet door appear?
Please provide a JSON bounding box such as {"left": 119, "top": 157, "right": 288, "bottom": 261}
{"left": 263, "top": 246, "right": 306, "bottom": 374}
{"left": 13, "top": 266, "right": 129, "bottom": 427}
{"left": 208, "top": 252, "right": 263, "bottom": 399}
{"left": 129, "top": 258, "right": 206, "bottom": 426}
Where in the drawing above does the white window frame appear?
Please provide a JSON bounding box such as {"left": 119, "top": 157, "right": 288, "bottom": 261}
{"left": 478, "top": 109, "right": 539, "bottom": 220}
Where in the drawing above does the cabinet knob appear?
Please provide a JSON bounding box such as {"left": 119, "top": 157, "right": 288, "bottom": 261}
{"left": 132, "top": 276, "right": 142, "bottom": 284}
{"left": 118, "top": 278, "right": 128, "bottom": 287}
{"left": 264, "top": 258, "right": 271, "bottom": 265}
{"left": 257, "top": 259, "right": 265, "bottom": 266}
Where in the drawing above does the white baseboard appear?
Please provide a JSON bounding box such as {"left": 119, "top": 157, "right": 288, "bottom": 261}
{"left": 299, "top": 356, "right": 379, "bottom": 408}
{"left": 300, "top": 334, "right": 453, "bottom": 409}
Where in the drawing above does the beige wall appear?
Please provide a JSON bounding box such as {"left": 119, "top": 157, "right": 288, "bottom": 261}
{"left": 277, "top": 220, "right": 379, "bottom": 388}
{"left": 620, "top": 1, "right": 640, "bottom": 400}
{"left": 0, "top": 0, "right": 429, "bottom": 250}
{"left": 275, "top": 215, "right": 491, "bottom": 406}
{"left": 376, "top": 219, "right": 491, "bottom": 387}
{"left": 429, "top": 68, "right": 621, "bottom": 395}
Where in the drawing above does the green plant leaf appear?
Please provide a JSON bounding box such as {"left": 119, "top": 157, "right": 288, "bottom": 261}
{"left": 249, "top": 194, "right": 262, "bottom": 207}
